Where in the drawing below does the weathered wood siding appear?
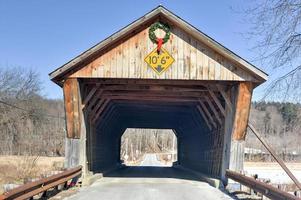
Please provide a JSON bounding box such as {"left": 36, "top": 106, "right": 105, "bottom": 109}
{"left": 69, "top": 26, "right": 258, "bottom": 82}
{"left": 63, "top": 78, "right": 81, "bottom": 139}
{"left": 232, "top": 82, "right": 253, "bottom": 140}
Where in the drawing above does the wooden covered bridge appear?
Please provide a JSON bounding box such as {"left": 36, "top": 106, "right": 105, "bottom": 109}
{"left": 49, "top": 6, "right": 267, "bottom": 186}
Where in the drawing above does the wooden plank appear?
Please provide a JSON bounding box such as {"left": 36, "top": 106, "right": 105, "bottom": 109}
{"left": 82, "top": 84, "right": 99, "bottom": 108}
{"left": 204, "top": 96, "right": 222, "bottom": 125}
{"left": 63, "top": 79, "right": 81, "bottom": 139}
{"left": 199, "top": 100, "right": 217, "bottom": 128}
{"left": 232, "top": 82, "right": 253, "bottom": 140}
{"left": 196, "top": 105, "right": 212, "bottom": 130}
{"left": 208, "top": 90, "right": 226, "bottom": 116}
{"left": 86, "top": 89, "right": 104, "bottom": 112}
{"left": 216, "top": 85, "right": 233, "bottom": 112}
{"left": 89, "top": 98, "right": 105, "bottom": 119}
{"left": 93, "top": 99, "right": 110, "bottom": 123}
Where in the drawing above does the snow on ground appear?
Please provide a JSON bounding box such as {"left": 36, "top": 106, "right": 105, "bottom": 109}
{"left": 244, "top": 162, "right": 301, "bottom": 184}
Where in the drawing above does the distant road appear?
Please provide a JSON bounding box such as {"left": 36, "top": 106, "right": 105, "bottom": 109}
{"left": 139, "top": 154, "right": 165, "bottom": 166}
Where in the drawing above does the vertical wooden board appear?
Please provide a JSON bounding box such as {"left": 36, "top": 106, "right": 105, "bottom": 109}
{"left": 208, "top": 53, "right": 215, "bottom": 80}
{"left": 97, "top": 56, "right": 105, "bottom": 77}
{"left": 220, "top": 57, "right": 226, "bottom": 80}
{"left": 232, "top": 82, "right": 253, "bottom": 140}
{"left": 137, "top": 32, "right": 143, "bottom": 79}
{"left": 190, "top": 37, "right": 197, "bottom": 79}
{"left": 104, "top": 52, "right": 111, "bottom": 77}
{"left": 140, "top": 29, "right": 148, "bottom": 79}
{"left": 202, "top": 47, "right": 209, "bottom": 80}
{"left": 72, "top": 79, "right": 80, "bottom": 138}
{"left": 63, "top": 79, "right": 73, "bottom": 138}
{"left": 147, "top": 28, "right": 157, "bottom": 79}
{"left": 63, "top": 79, "right": 81, "bottom": 139}
{"left": 183, "top": 32, "right": 191, "bottom": 79}
{"left": 164, "top": 28, "right": 173, "bottom": 79}
{"left": 110, "top": 47, "right": 117, "bottom": 78}
{"left": 177, "top": 28, "right": 184, "bottom": 79}
{"left": 196, "top": 42, "right": 203, "bottom": 79}
{"left": 123, "top": 39, "right": 129, "bottom": 78}
{"left": 129, "top": 36, "right": 136, "bottom": 78}
{"left": 133, "top": 33, "right": 139, "bottom": 78}
{"left": 170, "top": 27, "right": 178, "bottom": 79}
{"left": 214, "top": 54, "right": 221, "bottom": 80}
{"left": 116, "top": 43, "right": 123, "bottom": 78}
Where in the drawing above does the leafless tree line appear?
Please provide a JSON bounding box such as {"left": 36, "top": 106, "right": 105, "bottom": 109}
{"left": 0, "top": 67, "right": 65, "bottom": 156}
{"left": 246, "top": 102, "right": 301, "bottom": 161}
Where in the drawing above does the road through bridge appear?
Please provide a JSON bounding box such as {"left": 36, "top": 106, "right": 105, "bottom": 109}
{"left": 66, "top": 155, "right": 233, "bottom": 200}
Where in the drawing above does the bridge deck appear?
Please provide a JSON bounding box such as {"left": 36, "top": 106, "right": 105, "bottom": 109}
{"left": 66, "top": 166, "right": 233, "bottom": 200}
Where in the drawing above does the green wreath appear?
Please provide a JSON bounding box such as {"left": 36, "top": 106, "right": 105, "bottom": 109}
{"left": 149, "top": 22, "right": 171, "bottom": 44}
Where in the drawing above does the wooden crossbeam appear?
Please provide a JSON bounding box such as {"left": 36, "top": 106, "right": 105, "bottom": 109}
{"left": 100, "top": 90, "right": 207, "bottom": 98}
{"left": 204, "top": 96, "right": 222, "bottom": 125}
{"left": 90, "top": 98, "right": 105, "bottom": 119}
{"left": 199, "top": 101, "right": 217, "bottom": 128}
{"left": 101, "top": 95, "right": 200, "bottom": 102}
{"left": 216, "top": 85, "right": 232, "bottom": 112}
{"left": 99, "top": 84, "right": 208, "bottom": 92}
{"left": 82, "top": 84, "right": 100, "bottom": 108}
{"left": 93, "top": 99, "right": 110, "bottom": 123}
{"left": 82, "top": 78, "right": 235, "bottom": 88}
{"left": 208, "top": 90, "right": 226, "bottom": 116}
{"left": 86, "top": 89, "right": 103, "bottom": 112}
{"left": 196, "top": 105, "right": 212, "bottom": 130}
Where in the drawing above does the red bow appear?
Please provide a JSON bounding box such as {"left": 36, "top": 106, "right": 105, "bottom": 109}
{"left": 156, "top": 38, "right": 163, "bottom": 54}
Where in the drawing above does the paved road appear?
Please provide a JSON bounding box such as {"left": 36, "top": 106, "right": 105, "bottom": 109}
{"left": 139, "top": 154, "right": 166, "bottom": 167}
{"left": 66, "top": 166, "right": 233, "bottom": 200}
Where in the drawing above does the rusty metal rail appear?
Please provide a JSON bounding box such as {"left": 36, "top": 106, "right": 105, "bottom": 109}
{"left": 0, "top": 166, "right": 82, "bottom": 200}
{"left": 226, "top": 170, "right": 300, "bottom": 200}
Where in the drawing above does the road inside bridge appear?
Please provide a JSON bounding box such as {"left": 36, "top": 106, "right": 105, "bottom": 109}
{"left": 66, "top": 155, "right": 233, "bottom": 200}
{"left": 139, "top": 154, "right": 169, "bottom": 167}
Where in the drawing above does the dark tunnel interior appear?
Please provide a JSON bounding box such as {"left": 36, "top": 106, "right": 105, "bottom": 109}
{"left": 88, "top": 100, "right": 225, "bottom": 179}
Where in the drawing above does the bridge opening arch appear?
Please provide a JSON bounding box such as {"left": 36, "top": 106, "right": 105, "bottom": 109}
{"left": 120, "top": 128, "right": 178, "bottom": 166}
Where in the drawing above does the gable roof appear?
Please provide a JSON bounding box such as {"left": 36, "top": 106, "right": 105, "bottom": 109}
{"left": 49, "top": 6, "right": 268, "bottom": 85}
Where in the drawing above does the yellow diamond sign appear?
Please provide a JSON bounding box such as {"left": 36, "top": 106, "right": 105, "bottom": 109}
{"left": 144, "top": 47, "right": 175, "bottom": 75}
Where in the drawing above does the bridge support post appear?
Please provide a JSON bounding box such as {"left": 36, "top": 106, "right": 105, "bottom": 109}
{"left": 64, "top": 78, "right": 88, "bottom": 180}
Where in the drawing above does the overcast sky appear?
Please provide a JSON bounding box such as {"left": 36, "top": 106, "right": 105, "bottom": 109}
{"left": 0, "top": 0, "right": 271, "bottom": 100}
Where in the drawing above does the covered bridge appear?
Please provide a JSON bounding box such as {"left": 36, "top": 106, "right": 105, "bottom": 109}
{"left": 49, "top": 6, "right": 267, "bottom": 185}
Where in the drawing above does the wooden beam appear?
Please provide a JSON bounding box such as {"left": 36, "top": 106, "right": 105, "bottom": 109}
{"left": 232, "top": 82, "right": 253, "bottom": 140}
{"left": 63, "top": 78, "right": 81, "bottom": 139}
{"left": 89, "top": 98, "right": 105, "bottom": 119}
{"left": 82, "top": 84, "right": 100, "bottom": 108}
{"left": 199, "top": 101, "right": 217, "bottom": 128}
{"left": 101, "top": 90, "right": 208, "bottom": 98}
{"left": 86, "top": 89, "right": 103, "bottom": 112}
{"left": 204, "top": 96, "right": 222, "bottom": 125}
{"left": 208, "top": 90, "right": 226, "bottom": 117}
{"left": 101, "top": 95, "right": 200, "bottom": 102}
{"left": 196, "top": 105, "right": 212, "bottom": 130}
{"left": 99, "top": 84, "right": 208, "bottom": 92}
{"left": 93, "top": 99, "right": 110, "bottom": 123}
{"left": 216, "top": 85, "right": 233, "bottom": 112}
{"left": 82, "top": 78, "right": 237, "bottom": 87}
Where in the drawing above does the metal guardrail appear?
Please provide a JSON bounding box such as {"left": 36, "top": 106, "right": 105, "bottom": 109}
{"left": 0, "top": 166, "right": 82, "bottom": 200}
{"left": 226, "top": 170, "right": 300, "bottom": 200}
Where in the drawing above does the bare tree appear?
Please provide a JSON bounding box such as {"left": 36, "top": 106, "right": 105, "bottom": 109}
{"left": 242, "top": 0, "right": 301, "bottom": 101}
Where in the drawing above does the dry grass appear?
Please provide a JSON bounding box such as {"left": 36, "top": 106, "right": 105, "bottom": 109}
{"left": 0, "top": 156, "right": 64, "bottom": 194}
